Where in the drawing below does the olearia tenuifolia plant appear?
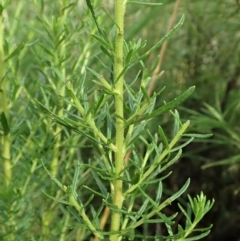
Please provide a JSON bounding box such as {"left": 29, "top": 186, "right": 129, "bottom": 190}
{"left": 39, "top": 1, "right": 214, "bottom": 240}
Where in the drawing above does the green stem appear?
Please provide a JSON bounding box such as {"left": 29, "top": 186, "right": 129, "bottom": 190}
{"left": 43, "top": 0, "right": 68, "bottom": 237}
{"left": 50, "top": 38, "right": 66, "bottom": 177}
{"left": 0, "top": 3, "right": 11, "bottom": 188}
{"left": 0, "top": 7, "right": 16, "bottom": 241}
{"left": 110, "top": 1, "right": 125, "bottom": 241}
{"left": 68, "top": 187, "right": 103, "bottom": 240}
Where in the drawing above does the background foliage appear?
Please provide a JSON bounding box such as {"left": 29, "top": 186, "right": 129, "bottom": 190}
{"left": 0, "top": 0, "right": 239, "bottom": 240}
{"left": 145, "top": 1, "right": 240, "bottom": 240}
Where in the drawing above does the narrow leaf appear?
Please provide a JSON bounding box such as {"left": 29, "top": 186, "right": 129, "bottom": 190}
{"left": 100, "top": 45, "right": 114, "bottom": 60}
{"left": 51, "top": 64, "right": 65, "bottom": 81}
{"left": 87, "top": 67, "right": 102, "bottom": 79}
{"left": 140, "top": 86, "right": 151, "bottom": 104}
{"left": 183, "top": 133, "right": 213, "bottom": 138}
{"left": 127, "top": 1, "right": 162, "bottom": 6}
{"left": 125, "top": 48, "right": 134, "bottom": 65}
{"left": 170, "top": 178, "right": 190, "bottom": 202}
{"left": 86, "top": 0, "right": 103, "bottom": 37}
{"left": 91, "top": 34, "right": 113, "bottom": 50}
{"left": 150, "top": 86, "right": 195, "bottom": 119}
{"left": 83, "top": 185, "right": 105, "bottom": 198}
{"left": 41, "top": 190, "right": 69, "bottom": 205}
{"left": 0, "top": 112, "right": 10, "bottom": 135}
{"left": 155, "top": 181, "right": 163, "bottom": 204}
{"left": 72, "top": 162, "right": 81, "bottom": 198}
{"left": 133, "top": 15, "right": 185, "bottom": 64}
{"left": 170, "top": 137, "right": 194, "bottom": 152}
{"left": 41, "top": 160, "right": 65, "bottom": 190}
{"left": 178, "top": 203, "right": 192, "bottom": 227}
{"left": 172, "top": 109, "right": 180, "bottom": 137}
{"left": 158, "top": 125, "right": 169, "bottom": 149}
{"left": 136, "top": 199, "right": 149, "bottom": 219}
{"left": 83, "top": 194, "right": 95, "bottom": 209}
{"left": 4, "top": 42, "right": 25, "bottom": 61}
{"left": 185, "top": 230, "right": 211, "bottom": 241}
{"left": 90, "top": 169, "right": 108, "bottom": 196}
{"left": 202, "top": 154, "right": 240, "bottom": 169}
{"left": 126, "top": 86, "right": 195, "bottom": 125}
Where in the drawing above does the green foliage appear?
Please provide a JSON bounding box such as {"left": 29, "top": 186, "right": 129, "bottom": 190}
{"left": 141, "top": 1, "right": 239, "bottom": 239}
{"left": 0, "top": 0, "right": 224, "bottom": 240}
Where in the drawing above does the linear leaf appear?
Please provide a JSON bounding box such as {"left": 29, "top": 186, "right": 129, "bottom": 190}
{"left": 178, "top": 203, "right": 192, "bottom": 227}
{"left": 136, "top": 199, "right": 149, "bottom": 219}
{"left": 91, "top": 34, "right": 113, "bottom": 50}
{"left": 4, "top": 42, "right": 25, "bottom": 61}
{"left": 155, "top": 181, "right": 163, "bottom": 204}
{"left": 90, "top": 169, "right": 108, "bottom": 196}
{"left": 86, "top": 0, "right": 103, "bottom": 37}
{"left": 149, "top": 86, "right": 195, "bottom": 119}
{"left": 128, "top": 1, "right": 162, "bottom": 6}
{"left": 158, "top": 125, "right": 169, "bottom": 149}
{"left": 0, "top": 112, "right": 10, "bottom": 135}
{"left": 41, "top": 190, "right": 69, "bottom": 205}
{"left": 183, "top": 133, "right": 213, "bottom": 138}
{"left": 72, "top": 162, "right": 81, "bottom": 199}
{"left": 133, "top": 15, "right": 185, "bottom": 64}
{"left": 126, "top": 86, "right": 195, "bottom": 125}
{"left": 140, "top": 86, "right": 151, "bottom": 104}
{"left": 100, "top": 45, "right": 114, "bottom": 60}
{"left": 202, "top": 154, "right": 240, "bottom": 169}
{"left": 170, "top": 178, "right": 190, "bottom": 202}
{"left": 41, "top": 160, "right": 65, "bottom": 190}
{"left": 185, "top": 230, "right": 211, "bottom": 241}
{"left": 83, "top": 194, "right": 95, "bottom": 209}
{"left": 172, "top": 109, "right": 180, "bottom": 137}
{"left": 170, "top": 137, "right": 194, "bottom": 153}
{"left": 51, "top": 64, "right": 65, "bottom": 81}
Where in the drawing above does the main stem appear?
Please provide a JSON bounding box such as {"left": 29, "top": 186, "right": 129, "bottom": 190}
{"left": 110, "top": 1, "right": 125, "bottom": 241}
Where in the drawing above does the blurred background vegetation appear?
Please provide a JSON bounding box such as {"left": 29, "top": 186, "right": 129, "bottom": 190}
{"left": 0, "top": 0, "right": 239, "bottom": 240}
{"left": 138, "top": 1, "right": 240, "bottom": 240}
